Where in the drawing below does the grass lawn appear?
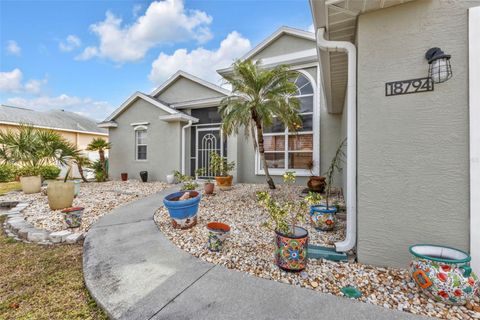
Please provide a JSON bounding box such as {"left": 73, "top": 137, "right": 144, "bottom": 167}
{"left": 0, "top": 182, "right": 21, "bottom": 195}
{"left": 0, "top": 216, "right": 107, "bottom": 320}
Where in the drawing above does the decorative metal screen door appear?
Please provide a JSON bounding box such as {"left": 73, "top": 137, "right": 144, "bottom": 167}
{"left": 196, "top": 127, "right": 223, "bottom": 179}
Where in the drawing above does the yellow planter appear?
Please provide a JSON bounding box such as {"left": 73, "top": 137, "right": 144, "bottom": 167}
{"left": 20, "top": 175, "right": 42, "bottom": 194}
{"left": 47, "top": 181, "right": 75, "bottom": 210}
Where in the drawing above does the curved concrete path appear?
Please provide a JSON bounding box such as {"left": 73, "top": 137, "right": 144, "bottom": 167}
{"left": 83, "top": 187, "right": 428, "bottom": 320}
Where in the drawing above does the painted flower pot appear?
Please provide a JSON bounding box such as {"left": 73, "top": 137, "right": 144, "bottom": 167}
{"left": 62, "top": 207, "right": 84, "bottom": 228}
{"left": 166, "top": 174, "right": 175, "bottom": 184}
{"left": 204, "top": 182, "right": 215, "bottom": 195}
{"left": 206, "top": 222, "right": 230, "bottom": 251}
{"left": 20, "top": 175, "right": 42, "bottom": 194}
{"left": 140, "top": 171, "right": 148, "bottom": 182}
{"left": 409, "top": 244, "right": 479, "bottom": 305}
{"left": 310, "top": 205, "right": 337, "bottom": 231}
{"left": 121, "top": 173, "right": 128, "bottom": 181}
{"left": 275, "top": 226, "right": 308, "bottom": 272}
{"left": 215, "top": 175, "right": 233, "bottom": 190}
{"left": 307, "top": 176, "right": 326, "bottom": 193}
{"left": 163, "top": 191, "right": 201, "bottom": 229}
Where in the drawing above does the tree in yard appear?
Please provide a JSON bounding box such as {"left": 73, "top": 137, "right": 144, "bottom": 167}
{"left": 219, "top": 60, "right": 301, "bottom": 189}
{"left": 86, "top": 138, "right": 111, "bottom": 179}
{"left": 73, "top": 154, "right": 91, "bottom": 183}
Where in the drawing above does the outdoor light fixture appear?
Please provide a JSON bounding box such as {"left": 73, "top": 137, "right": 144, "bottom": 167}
{"left": 425, "top": 47, "right": 452, "bottom": 83}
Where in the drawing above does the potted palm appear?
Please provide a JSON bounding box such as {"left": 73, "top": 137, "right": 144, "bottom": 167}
{"left": 17, "top": 166, "right": 42, "bottom": 194}
{"left": 306, "top": 160, "right": 326, "bottom": 193}
{"left": 309, "top": 139, "right": 346, "bottom": 231}
{"left": 257, "top": 171, "right": 308, "bottom": 271}
{"left": 209, "top": 152, "right": 235, "bottom": 190}
{"left": 47, "top": 168, "right": 75, "bottom": 210}
{"left": 196, "top": 168, "right": 214, "bottom": 194}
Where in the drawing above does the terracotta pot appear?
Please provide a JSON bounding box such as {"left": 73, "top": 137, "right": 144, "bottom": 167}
{"left": 62, "top": 207, "right": 84, "bottom": 228}
{"left": 215, "top": 175, "right": 233, "bottom": 190}
{"left": 204, "top": 182, "right": 215, "bottom": 194}
{"left": 307, "top": 176, "right": 326, "bottom": 193}
{"left": 275, "top": 226, "right": 308, "bottom": 272}
{"left": 121, "top": 173, "right": 128, "bottom": 181}
{"left": 47, "top": 181, "right": 75, "bottom": 210}
{"left": 20, "top": 175, "right": 42, "bottom": 194}
{"left": 409, "top": 244, "right": 479, "bottom": 305}
{"left": 206, "top": 222, "right": 230, "bottom": 251}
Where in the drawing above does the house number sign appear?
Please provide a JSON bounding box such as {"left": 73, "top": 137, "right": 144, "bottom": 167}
{"left": 385, "top": 77, "right": 434, "bottom": 96}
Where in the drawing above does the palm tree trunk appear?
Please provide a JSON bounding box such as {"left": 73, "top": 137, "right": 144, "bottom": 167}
{"left": 77, "top": 163, "right": 88, "bottom": 183}
{"left": 99, "top": 149, "right": 106, "bottom": 176}
{"left": 256, "top": 122, "right": 276, "bottom": 190}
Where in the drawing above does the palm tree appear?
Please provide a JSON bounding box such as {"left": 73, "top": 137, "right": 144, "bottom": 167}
{"left": 86, "top": 138, "right": 111, "bottom": 178}
{"left": 219, "top": 60, "right": 301, "bottom": 189}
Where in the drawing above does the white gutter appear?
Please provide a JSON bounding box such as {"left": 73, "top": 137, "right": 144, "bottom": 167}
{"left": 181, "top": 121, "right": 193, "bottom": 174}
{"left": 316, "top": 28, "right": 357, "bottom": 253}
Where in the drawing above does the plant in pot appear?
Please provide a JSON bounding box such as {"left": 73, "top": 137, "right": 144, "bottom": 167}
{"left": 16, "top": 165, "right": 42, "bottom": 194}
{"left": 209, "top": 152, "right": 235, "bottom": 190}
{"left": 47, "top": 168, "right": 75, "bottom": 210}
{"left": 163, "top": 190, "right": 202, "bottom": 229}
{"left": 196, "top": 168, "right": 214, "bottom": 195}
{"left": 309, "top": 139, "right": 346, "bottom": 231}
{"left": 306, "top": 160, "right": 326, "bottom": 193}
{"left": 257, "top": 171, "right": 308, "bottom": 272}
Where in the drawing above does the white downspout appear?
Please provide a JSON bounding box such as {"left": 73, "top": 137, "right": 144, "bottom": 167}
{"left": 181, "top": 121, "right": 193, "bottom": 175}
{"left": 316, "top": 28, "right": 357, "bottom": 253}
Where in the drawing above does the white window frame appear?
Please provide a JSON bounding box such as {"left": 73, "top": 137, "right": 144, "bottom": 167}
{"left": 255, "top": 69, "right": 320, "bottom": 176}
{"left": 134, "top": 125, "right": 148, "bottom": 161}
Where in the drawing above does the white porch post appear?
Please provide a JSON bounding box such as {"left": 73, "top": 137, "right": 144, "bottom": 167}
{"left": 469, "top": 6, "right": 480, "bottom": 274}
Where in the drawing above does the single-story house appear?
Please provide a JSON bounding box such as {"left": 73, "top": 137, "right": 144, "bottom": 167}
{"left": 99, "top": 0, "right": 479, "bottom": 271}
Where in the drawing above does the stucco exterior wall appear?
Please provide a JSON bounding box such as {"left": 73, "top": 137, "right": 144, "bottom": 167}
{"left": 252, "top": 34, "right": 315, "bottom": 61}
{"left": 356, "top": 0, "right": 475, "bottom": 268}
{"left": 108, "top": 99, "right": 182, "bottom": 181}
{"left": 155, "top": 77, "right": 224, "bottom": 104}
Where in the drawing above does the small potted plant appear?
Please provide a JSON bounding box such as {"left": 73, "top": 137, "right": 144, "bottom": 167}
{"left": 196, "top": 168, "right": 214, "bottom": 195}
{"left": 306, "top": 160, "right": 325, "bottom": 193}
{"left": 209, "top": 152, "right": 235, "bottom": 190}
{"left": 17, "top": 165, "right": 42, "bottom": 194}
{"left": 173, "top": 171, "right": 198, "bottom": 191}
{"left": 62, "top": 206, "right": 84, "bottom": 228}
{"left": 47, "top": 168, "right": 75, "bottom": 210}
{"left": 121, "top": 173, "right": 128, "bottom": 181}
{"left": 206, "top": 222, "right": 231, "bottom": 251}
{"left": 163, "top": 190, "right": 202, "bottom": 229}
{"left": 257, "top": 171, "right": 308, "bottom": 271}
{"left": 309, "top": 139, "right": 346, "bottom": 231}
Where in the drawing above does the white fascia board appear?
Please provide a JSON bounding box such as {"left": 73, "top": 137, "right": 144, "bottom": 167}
{"left": 130, "top": 122, "right": 150, "bottom": 126}
{"left": 0, "top": 120, "right": 109, "bottom": 135}
{"left": 150, "top": 70, "right": 230, "bottom": 97}
{"left": 97, "top": 122, "right": 117, "bottom": 129}
{"left": 171, "top": 96, "right": 225, "bottom": 109}
{"left": 158, "top": 113, "right": 199, "bottom": 123}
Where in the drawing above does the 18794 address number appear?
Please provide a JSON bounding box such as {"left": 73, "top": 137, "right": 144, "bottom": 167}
{"left": 385, "top": 77, "right": 434, "bottom": 96}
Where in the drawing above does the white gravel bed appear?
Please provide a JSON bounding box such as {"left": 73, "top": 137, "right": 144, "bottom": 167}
{"left": 2, "top": 180, "right": 168, "bottom": 233}
{"left": 154, "top": 184, "right": 480, "bottom": 320}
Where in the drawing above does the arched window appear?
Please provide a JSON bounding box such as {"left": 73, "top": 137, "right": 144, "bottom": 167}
{"left": 134, "top": 126, "right": 148, "bottom": 160}
{"left": 258, "top": 72, "right": 316, "bottom": 174}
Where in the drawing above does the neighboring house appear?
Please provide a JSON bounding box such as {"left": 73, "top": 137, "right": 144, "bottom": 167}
{"left": 0, "top": 104, "right": 108, "bottom": 177}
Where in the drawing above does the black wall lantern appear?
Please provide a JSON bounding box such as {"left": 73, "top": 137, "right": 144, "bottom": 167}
{"left": 425, "top": 47, "right": 452, "bottom": 84}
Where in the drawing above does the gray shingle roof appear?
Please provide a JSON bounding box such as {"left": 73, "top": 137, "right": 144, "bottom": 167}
{"left": 0, "top": 105, "right": 107, "bottom": 134}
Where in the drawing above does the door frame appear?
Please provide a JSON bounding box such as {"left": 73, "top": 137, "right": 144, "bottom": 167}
{"left": 195, "top": 126, "right": 224, "bottom": 178}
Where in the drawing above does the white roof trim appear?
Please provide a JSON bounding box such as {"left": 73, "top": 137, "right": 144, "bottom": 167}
{"left": 98, "top": 121, "right": 117, "bottom": 129}
{"left": 150, "top": 70, "right": 230, "bottom": 97}
{"left": 171, "top": 96, "right": 225, "bottom": 109}
{"left": 104, "top": 92, "right": 176, "bottom": 122}
{"left": 158, "top": 113, "right": 199, "bottom": 123}
{"left": 0, "top": 120, "right": 109, "bottom": 135}
{"left": 130, "top": 122, "right": 150, "bottom": 126}
{"left": 240, "top": 26, "right": 315, "bottom": 61}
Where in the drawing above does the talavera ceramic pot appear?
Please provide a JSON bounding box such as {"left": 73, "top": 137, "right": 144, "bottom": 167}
{"left": 409, "top": 244, "right": 479, "bottom": 305}
{"left": 310, "top": 205, "right": 337, "bottom": 231}
{"left": 275, "top": 226, "right": 308, "bottom": 272}
{"left": 206, "top": 222, "right": 230, "bottom": 251}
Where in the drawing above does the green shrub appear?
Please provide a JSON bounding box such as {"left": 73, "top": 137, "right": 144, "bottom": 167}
{"left": 16, "top": 165, "right": 41, "bottom": 177}
{"left": 0, "top": 164, "right": 17, "bottom": 182}
{"left": 39, "top": 165, "right": 61, "bottom": 180}
{"left": 91, "top": 160, "right": 106, "bottom": 182}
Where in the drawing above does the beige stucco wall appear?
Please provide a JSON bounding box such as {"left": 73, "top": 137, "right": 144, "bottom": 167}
{"left": 357, "top": 0, "right": 477, "bottom": 268}
{"left": 252, "top": 34, "right": 315, "bottom": 61}
{"left": 155, "top": 77, "right": 224, "bottom": 104}
{"left": 108, "top": 99, "right": 182, "bottom": 181}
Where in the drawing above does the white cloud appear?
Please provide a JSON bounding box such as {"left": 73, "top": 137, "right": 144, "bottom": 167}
{"left": 4, "top": 94, "right": 113, "bottom": 121}
{"left": 6, "top": 40, "right": 21, "bottom": 55}
{"left": 77, "top": 0, "right": 213, "bottom": 62}
{"left": 149, "top": 31, "right": 251, "bottom": 86}
{"left": 132, "top": 4, "right": 143, "bottom": 17}
{"left": 0, "top": 69, "right": 46, "bottom": 94}
{"left": 59, "top": 35, "right": 82, "bottom": 52}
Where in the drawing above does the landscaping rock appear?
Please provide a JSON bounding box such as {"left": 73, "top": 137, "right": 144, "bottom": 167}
{"left": 65, "top": 233, "right": 83, "bottom": 244}
{"left": 49, "top": 230, "right": 72, "bottom": 243}
{"left": 18, "top": 227, "right": 36, "bottom": 240}
{"left": 27, "top": 230, "right": 49, "bottom": 242}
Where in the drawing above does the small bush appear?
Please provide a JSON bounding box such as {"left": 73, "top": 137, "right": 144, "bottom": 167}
{"left": 0, "top": 164, "right": 16, "bottom": 182}
{"left": 39, "top": 165, "right": 61, "bottom": 180}
{"left": 16, "top": 165, "right": 41, "bottom": 177}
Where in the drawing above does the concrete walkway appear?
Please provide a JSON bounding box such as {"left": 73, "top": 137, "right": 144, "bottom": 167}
{"left": 83, "top": 187, "right": 428, "bottom": 320}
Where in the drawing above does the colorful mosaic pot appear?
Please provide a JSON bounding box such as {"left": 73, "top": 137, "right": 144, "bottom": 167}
{"left": 206, "top": 222, "right": 230, "bottom": 252}
{"left": 163, "top": 191, "right": 201, "bottom": 229}
{"left": 62, "top": 207, "right": 84, "bottom": 228}
{"left": 274, "top": 226, "right": 308, "bottom": 272}
{"left": 409, "top": 244, "right": 479, "bottom": 305}
{"left": 310, "top": 205, "right": 337, "bottom": 231}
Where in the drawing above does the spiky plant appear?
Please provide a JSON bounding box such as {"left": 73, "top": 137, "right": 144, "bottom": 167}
{"left": 86, "top": 138, "right": 111, "bottom": 179}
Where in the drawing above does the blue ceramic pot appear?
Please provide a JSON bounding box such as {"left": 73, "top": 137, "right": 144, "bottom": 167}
{"left": 163, "top": 191, "right": 201, "bottom": 229}
{"left": 310, "top": 205, "right": 337, "bottom": 231}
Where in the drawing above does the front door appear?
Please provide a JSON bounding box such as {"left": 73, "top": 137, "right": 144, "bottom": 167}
{"left": 196, "top": 127, "right": 224, "bottom": 179}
